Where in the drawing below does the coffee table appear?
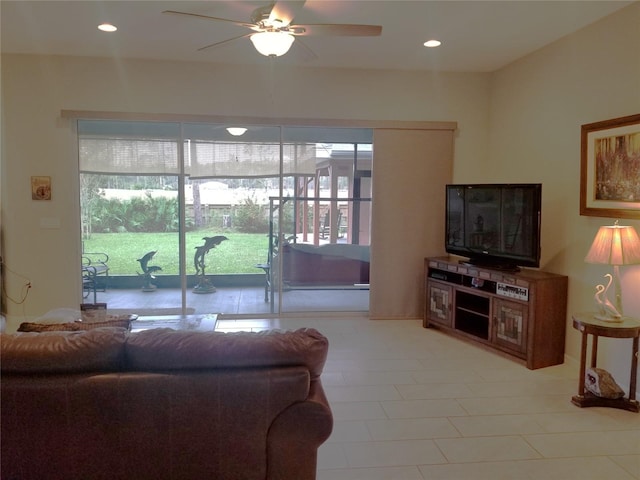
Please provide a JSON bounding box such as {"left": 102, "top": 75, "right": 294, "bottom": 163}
{"left": 130, "top": 313, "right": 218, "bottom": 332}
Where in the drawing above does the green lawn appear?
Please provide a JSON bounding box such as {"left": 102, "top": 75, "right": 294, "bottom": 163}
{"left": 83, "top": 231, "right": 269, "bottom": 275}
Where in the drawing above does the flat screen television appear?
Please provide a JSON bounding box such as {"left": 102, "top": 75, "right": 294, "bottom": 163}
{"left": 445, "top": 184, "right": 542, "bottom": 271}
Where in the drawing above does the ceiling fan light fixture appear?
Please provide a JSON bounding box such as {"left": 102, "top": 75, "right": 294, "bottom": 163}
{"left": 226, "top": 127, "right": 248, "bottom": 136}
{"left": 250, "top": 31, "right": 295, "bottom": 57}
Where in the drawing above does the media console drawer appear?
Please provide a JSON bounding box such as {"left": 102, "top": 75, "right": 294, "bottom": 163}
{"left": 423, "top": 256, "right": 568, "bottom": 369}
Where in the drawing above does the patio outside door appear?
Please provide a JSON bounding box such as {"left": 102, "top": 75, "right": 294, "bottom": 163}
{"left": 78, "top": 119, "right": 372, "bottom": 316}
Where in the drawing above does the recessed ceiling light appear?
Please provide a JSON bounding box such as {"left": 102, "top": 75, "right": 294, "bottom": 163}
{"left": 98, "top": 23, "right": 117, "bottom": 32}
{"left": 424, "top": 40, "right": 441, "bottom": 48}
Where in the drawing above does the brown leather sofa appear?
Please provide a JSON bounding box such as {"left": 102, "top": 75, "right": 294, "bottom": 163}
{"left": 1, "top": 327, "right": 333, "bottom": 480}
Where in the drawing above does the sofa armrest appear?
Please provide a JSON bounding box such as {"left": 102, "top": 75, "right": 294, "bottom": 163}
{"left": 267, "top": 379, "right": 333, "bottom": 480}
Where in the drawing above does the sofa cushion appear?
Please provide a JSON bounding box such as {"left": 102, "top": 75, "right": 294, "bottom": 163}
{"left": 126, "top": 328, "right": 328, "bottom": 378}
{"left": 0, "top": 328, "right": 127, "bottom": 374}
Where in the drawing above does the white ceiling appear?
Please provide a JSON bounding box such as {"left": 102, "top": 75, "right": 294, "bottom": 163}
{"left": 1, "top": 1, "right": 633, "bottom": 72}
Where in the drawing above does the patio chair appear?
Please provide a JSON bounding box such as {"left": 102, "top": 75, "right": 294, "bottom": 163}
{"left": 320, "top": 210, "right": 343, "bottom": 239}
{"left": 82, "top": 251, "right": 109, "bottom": 300}
{"left": 82, "top": 265, "right": 99, "bottom": 303}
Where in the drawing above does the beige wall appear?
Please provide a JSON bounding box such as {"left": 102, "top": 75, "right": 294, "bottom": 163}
{"left": 0, "top": 54, "right": 487, "bottom": 320}
{"left": 476, "top": 3, "right": 640, "bottom": 386}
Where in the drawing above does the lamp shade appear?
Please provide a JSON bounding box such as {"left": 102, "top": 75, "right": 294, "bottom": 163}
{"left": 585, "top": 224, "right": 640, "bottom": 265}
{"left": 250, "top": 32, "right": 295, "bottom": 57}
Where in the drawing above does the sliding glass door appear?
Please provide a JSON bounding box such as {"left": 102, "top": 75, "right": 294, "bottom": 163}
{"left": 276, "top": 127, "right": 372, "bottom": 313}
{"left": 78, "top": 119, "right": 372, "bottom": 316}
{"left": 79, "top": 121, "right": 185, "bottom": 314}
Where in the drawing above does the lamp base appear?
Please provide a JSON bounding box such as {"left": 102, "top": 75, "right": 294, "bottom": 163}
{"left": 593, "top": 313, "right": 623, "bottom": 323}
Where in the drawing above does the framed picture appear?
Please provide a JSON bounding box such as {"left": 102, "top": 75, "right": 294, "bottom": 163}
{"left": 31, "top": 176, "right": 52, "bottom": 200}
{"left": 580, "top": 113, "right": 640, "bottom": 219}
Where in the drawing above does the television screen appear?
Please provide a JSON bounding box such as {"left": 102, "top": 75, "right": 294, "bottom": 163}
{"left": 445, "top": 184, "right": 542, "bottom": 270}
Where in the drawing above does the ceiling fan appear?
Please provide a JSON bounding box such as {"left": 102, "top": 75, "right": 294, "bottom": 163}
{"left": 163, "top": 1, "right": 382, "bottom": 58}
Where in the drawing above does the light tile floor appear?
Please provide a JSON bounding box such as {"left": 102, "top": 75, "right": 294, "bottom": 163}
{"left": 217, "top": 316, "right": 640, "bottom": 480}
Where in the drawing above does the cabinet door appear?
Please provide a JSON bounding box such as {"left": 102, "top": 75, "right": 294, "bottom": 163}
{"left": 492, "top": 298, "right": 528, "bottom": 355}
{"left": 427, "top": 281, "right": 452, "bottom": 327}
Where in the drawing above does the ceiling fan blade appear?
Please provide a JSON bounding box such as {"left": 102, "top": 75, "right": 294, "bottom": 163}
{"left": 268, "top": 0, "right": 306, "bottom": 27}
{"left": 291, "top": 23, "right": 382, "bottom": 37}
{"left": 197, "top": 33, "right": 254, "bottom": 52}
{"left": 163, "top": 10, "right": 256, "bottom": 30}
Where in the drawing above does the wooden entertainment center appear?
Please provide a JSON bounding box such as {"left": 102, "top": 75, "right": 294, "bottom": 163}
{"left": 424, "top": 256, "right": 568, "bottom": 369}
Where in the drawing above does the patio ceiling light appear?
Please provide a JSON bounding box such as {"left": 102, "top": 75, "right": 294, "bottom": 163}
{"left": 226, "top": 127, "right": 248, "bottom": 136}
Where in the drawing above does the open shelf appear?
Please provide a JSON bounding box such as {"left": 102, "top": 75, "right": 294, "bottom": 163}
{"left": 455, "top": 291, "right": 490, "bottom": 339}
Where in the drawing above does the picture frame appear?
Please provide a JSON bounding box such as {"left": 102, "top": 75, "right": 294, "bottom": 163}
{"left": 31, "top": 176, "right": 52, "bottom": 201}
{"left": 580, "top": 113, "right": 640, "bottom": 219}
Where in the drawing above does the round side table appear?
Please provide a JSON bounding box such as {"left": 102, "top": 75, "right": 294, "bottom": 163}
{"left": 571, "top": 312, "right": 640, "bottom": 413}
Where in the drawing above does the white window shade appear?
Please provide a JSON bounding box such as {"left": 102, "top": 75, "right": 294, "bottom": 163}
{"left": 186, "top": 141, "right": 317, "bottom": 179}
{"left": 79, "top": 137, "right": 180, "bottom": 174}
{"left": 78, "top": 120, "right": 181, "bottom": 175}
{"left": 77, "top": 119, "right": 371, "bottom": 178}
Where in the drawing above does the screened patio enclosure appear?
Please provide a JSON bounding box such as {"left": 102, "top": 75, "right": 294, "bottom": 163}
{"left": 78, "top": 119, "right": 372, "bottom": 316}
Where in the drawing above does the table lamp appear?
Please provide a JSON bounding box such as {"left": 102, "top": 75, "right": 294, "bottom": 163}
{"left": 585, "top": 221, "right": 640, "bottom": 321}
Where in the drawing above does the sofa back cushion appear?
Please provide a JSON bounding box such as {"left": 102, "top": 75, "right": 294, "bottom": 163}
{"left": 125, "top": 327, "right": 328, "bottom": 378}
{"left": 0, "top": 327, "right": 127, "bottom": 374}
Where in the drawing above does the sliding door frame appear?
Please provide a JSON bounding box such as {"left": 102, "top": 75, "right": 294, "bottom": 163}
{"left": 66, "top": 110, "right": 457, "bottom": 318}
